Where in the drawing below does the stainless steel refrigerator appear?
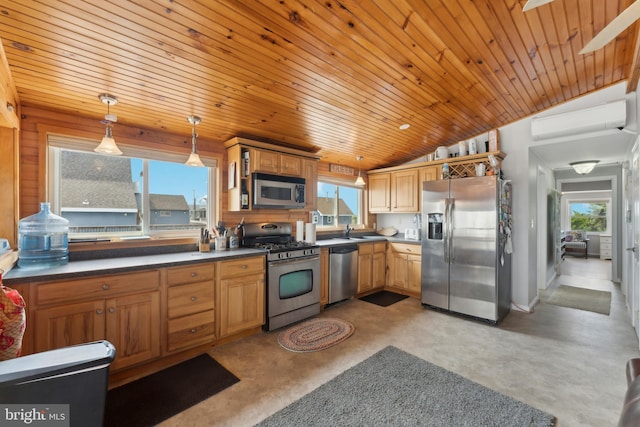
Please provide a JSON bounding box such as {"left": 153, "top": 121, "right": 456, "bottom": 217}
{"left": 421, "top": 175, "right": 512, "bottom": 323}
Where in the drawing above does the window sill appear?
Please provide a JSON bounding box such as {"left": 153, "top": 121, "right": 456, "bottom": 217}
{"left": 69, "top": 237, "right": 199, "bottom": 261}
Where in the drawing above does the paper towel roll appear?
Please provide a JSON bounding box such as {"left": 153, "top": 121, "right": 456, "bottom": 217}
{"left": 296, "top": 220, "right": 304, "bottom": 242}
{"left": 305, "top": 223, "right": 316, "bottom": 244}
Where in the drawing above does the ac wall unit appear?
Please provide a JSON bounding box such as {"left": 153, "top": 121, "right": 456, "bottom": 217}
{"left": 531, "top": 99, "right": 626, "bottom": 140}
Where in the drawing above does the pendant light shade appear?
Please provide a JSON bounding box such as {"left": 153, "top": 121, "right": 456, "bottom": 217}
{"left": 569, "top": 160, "right": 599, "bottom": 175}
{"left": 95, "top": 94, "right": 122, "bottom": 156}
{"left": 354, "top": 156, "right": 366, "bottom": 186}
{"left": 185, "top": 115, "right": 205, "bottom": 167}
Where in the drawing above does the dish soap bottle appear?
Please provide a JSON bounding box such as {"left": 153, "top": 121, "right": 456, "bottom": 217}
{"left": 18, "top": 202, "right": 69, "bottom": 269}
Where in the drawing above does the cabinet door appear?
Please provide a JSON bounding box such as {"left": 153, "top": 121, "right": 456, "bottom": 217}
{"left": 392, "top": 169, "right": 419, "bottom": 212}
{"left": 407, "top": 254, "right": 422, "bottom": 296}
{"left": 320, "top": 248, "right": 329, "bottom": 305}
{"left": 106, "top": 292, "right": 160, "bottom": 371}
{"left": 280, "top": 154, "right": 302, "bottom": 176}
{"left": 357, "top": 251, "right": 373, "bottom": 294}
{"left": 254, "top": 150, "right": 280, "bottom": 173}
{"left": 372, "top": 251, "right": 386, "bottom": 289}
{"left": 369, "top": 173, "right": 391, "bottom": 212}
{"left": 301, "top": 159, "right": 318, "bottom": 210}
{"left": 387, "top": 250, "right": 408, "bottom": 289}
{"left": 35, "top": 300, "right": 105, "bottom": 353}
{"left": 219, "top": 273, "right": 265, "bottom": 338}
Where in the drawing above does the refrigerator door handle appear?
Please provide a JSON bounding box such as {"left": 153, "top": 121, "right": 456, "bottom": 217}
{"left": 449, "top": 198, "right": 455, "bottom": 263}
{"left": 444, "top": 198, "right": 450, "bottom": 262}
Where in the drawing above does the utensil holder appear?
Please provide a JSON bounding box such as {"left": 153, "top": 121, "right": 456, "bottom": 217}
{"left": 215, "top": 237, "right": 227, "bottom": 251}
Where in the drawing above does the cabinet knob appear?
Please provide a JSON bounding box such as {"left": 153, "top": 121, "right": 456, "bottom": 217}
{"left": 191, "top": 296, "right": 197, "bottom": 302}
{"left": 102, "top": 284, "right": 110, "bottom": 290}
{"left": 96, "top": 309, "right": 103, "bottom": 315}
{"left": 108, "top": 307, "right": 116, "bottom": 313}
{"left": 190, "top": 328, "right": 197, "bottom": 334}
{"left": 191, "top": 272, "right": 197, "bottom": 277}
{"left": 241, "top": 264, "right": 248, "bottom": 269}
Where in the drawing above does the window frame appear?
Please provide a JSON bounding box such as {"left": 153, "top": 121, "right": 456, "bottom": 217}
{"left": 47, "top": 134, "right": 220, "bottom": 241}
{"left": 315, "top": 177, "right": 365, "bottom": 230}
{"left": 565, "top": 197, "right": 612, "bottom": 235}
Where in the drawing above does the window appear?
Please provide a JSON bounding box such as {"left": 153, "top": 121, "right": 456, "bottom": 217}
{"left": 569, "top": 200, "right": 609, "bottom": 233}
{"left": 315, "top": 181, "right": 363, "bottom": 228}
{"left": 48, "top": 136, "right": 217, "bottom": 240}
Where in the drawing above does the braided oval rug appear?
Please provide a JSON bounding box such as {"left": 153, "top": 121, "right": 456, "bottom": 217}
{"left": 277, "top": 318, "right": 355, "bottom": 352}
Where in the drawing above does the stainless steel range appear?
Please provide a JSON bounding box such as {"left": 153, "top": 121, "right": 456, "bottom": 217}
{"left": 242, "top": 222, "right": 320, "bottom": 331}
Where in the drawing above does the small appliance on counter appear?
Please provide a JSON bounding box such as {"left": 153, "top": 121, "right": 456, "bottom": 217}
{"left": 404, "top": 228, "right": 420, "bottom": 240}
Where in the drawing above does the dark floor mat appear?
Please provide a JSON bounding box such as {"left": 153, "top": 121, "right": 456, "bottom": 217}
{"left": 104, "top": 354, "right": 239, "bottom": 427}
{"left": 359, "top": 290, "right": 409, "bottom": 307}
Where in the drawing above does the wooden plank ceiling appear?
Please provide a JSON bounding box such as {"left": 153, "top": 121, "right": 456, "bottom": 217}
{"left": 0, "top": 0, "right": 638, "bottom": 170}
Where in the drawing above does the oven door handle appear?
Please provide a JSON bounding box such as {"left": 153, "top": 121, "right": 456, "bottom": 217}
{"left": 268, "top": 256, "right": 320, "bottom": 266}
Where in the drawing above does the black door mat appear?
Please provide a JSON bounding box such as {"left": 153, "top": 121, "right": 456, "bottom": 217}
{"left": 104, "top": 354, "right": 239, "bottom": 427}
{"left": 359, "top": 291, "right": 409, "bottom": 307}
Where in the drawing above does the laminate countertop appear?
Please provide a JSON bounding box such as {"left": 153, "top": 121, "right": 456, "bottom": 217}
{"left": 3, "top": 248, "right": 265, "bottom": 285}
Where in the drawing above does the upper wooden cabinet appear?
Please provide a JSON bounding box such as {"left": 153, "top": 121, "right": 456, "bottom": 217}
{"left": 224, "top": 137, "right": 320, "bottom": 212}
{"left": 369, "top": 169, "right": 420, "bottom": 213}
{"left": 391, "top": 169, "right": 419, "bottom": 212}
{"left": 368, "top": 173, "right": 391, "bottom": 213}
{"left": 255, "top": 150, "right": 302, "bottom": 176}
{"left": 367, "top": 153, "right": 503, "bottom": 214}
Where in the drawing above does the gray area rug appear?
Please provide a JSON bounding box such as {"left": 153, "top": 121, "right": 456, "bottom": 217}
{"left": 255, "top": 346, "right": 555, "bottom": 426}
{"left": 546, "top": 285, "right": 611, "bottom": 315}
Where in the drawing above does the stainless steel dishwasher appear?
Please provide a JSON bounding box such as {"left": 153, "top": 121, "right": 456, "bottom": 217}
{"left": 329, "top": 244, "right": 359, "bottom": 303}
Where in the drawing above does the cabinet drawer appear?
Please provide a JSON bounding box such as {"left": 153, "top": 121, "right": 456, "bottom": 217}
{"left": 219, "top": 256, "right": 264, "bottom": 279}
{"left": 36, "top": 270, "right": 160, "bottom": 306}
{"left": 167, "top": 263, "right": 215, "bottom": 286}
{"left": 389, "top": 243, "right": 421, "bottom": 255}
{"left": 167, "top": 310, "right": 215, "bottom": 352}
{"left": 167, "top": 281, "right": 214, "bottom": 319}
{"left": 358, "top": 243, "right": 374, "bottom": 254}
{"left": 601, "top": 243, "right": 612, "bottom": 251}
{"left": 373, "top": 242, "right": 387, "bottom": 252}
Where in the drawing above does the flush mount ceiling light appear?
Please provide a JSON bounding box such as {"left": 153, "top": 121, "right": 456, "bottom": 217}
{"left": 399, "top": 123, "right": 410, "bottom": 130}
{"left": 94, "top": 94, "right": 122, "bottom": 155}
{"left": 354, "top": 155, "right": 366, "bottom": 186}
{"left": 569, "top": 160, "right": 599, "bottom": 175}
{"left": 185, "top": 115, "right": 205, "bottom": 167}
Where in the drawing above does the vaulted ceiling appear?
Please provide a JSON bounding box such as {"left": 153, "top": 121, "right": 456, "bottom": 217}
{"left": 1, "top": 0, "right": 638, "bottom": 170}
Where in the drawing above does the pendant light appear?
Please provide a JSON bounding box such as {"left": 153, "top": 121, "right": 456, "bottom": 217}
{"left": 354, "top": 156, "right": 366, "bottom": 186}
{"left": 185, "top": 115, "right": 205, "bottom": 167}
{"left": 569, "top": 160, "right": 599, "bottom": 175}
{"left": 94, "top": 94, "right": 122, "bottom": 155}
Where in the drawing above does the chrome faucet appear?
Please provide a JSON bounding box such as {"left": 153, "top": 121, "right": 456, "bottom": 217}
{"left": 345, "top": 224, "right": 353, "bottom": 238}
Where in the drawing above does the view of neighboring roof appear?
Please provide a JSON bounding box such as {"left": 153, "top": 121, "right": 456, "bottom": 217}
{"left": 60, "top": 151, "right": 138, "bottom": 210}
{"left": 316, "top": 197, "right": 354, "bottom": 216}
{"left": 149, "top": 194, "right": 189, "bottom": 211}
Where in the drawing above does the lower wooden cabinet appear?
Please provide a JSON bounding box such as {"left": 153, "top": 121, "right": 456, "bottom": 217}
{"left": 357, "top": 242, "right": 386, "bottom": 294}
{"left": 386, "top": 243, "right": 421, "bottom": 298}
{"left": 166, "top": 264, "right": 215, "bottom": 353}
{"left": 320, "top": 247, "right": 329, "bottom": 305}
{"left": 217, "top": 256, "right": 265, "bottom": 338}
{"left": 33, "top": 270, "right": 161, "bottom": 371}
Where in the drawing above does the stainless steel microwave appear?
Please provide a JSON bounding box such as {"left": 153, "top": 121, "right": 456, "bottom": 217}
{"left": 252, "top": 172, "right": 305, "bottom": 209}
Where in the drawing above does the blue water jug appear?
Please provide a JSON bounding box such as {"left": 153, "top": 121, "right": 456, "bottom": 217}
{"left": 18, "top": 202, "right": 69, "bottom": 269}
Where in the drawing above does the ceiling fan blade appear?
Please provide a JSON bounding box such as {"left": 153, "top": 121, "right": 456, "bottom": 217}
{"left": 522, "top": 0, "right": 555, "bottom": 12}
{"left": 580, "top": 1, "right": 640, "bottom": 54}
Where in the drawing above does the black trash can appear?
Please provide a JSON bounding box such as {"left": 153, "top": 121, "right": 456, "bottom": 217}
{"left": 0, "top": 340, "right": 116, "bottom": 427}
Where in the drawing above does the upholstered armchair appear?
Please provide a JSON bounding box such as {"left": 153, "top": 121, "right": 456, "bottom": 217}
{"left": 563, "top": 230, "right": 589, "bottom": 259}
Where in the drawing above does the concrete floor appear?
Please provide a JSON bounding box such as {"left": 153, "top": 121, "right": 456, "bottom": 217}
{"left": 162, "top": 258, "right": 639, "bottom": 427}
